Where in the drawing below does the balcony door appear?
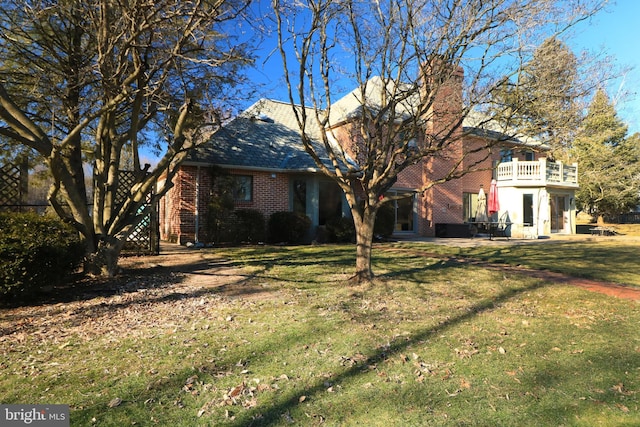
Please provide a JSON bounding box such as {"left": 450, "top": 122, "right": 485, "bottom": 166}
{"left": 550, "top": 195, "right": 567, "bottom": 233}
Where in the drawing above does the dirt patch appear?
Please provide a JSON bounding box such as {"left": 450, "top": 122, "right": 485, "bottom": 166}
{"left": 467, "top": 258, "right": 640, "bottom": 301}
{"left": 0, "top": 247, "right": 272, "bottom": 344}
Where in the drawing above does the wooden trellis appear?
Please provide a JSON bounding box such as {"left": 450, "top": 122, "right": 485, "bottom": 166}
{"left": 117, "top": 170, "right": 160, "bottom": 255}
{"left": 0, "top": 162, "right": 159, "bottom": 255}
{"left": 0, "top": 159, "right": 28, "bottom": 212}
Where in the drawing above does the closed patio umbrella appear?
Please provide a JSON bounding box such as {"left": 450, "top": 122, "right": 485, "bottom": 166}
{"left": 488, "top": 179, "right": 499, "bottom": 216}
{"left": 475, "top": 186, "right": 488, "bottom": 222}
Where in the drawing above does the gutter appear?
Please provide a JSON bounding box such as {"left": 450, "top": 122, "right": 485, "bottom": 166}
{"left": 181, "top": 161, "right": 322, "bottom": 174}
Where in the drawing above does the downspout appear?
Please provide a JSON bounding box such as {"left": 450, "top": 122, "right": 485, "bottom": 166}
{"left": 195, "top": 166, "right": 200, "bottom": 243}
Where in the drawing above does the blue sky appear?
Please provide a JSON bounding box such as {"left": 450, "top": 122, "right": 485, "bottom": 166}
{"left": 569, "top": 0, "right": 640, "bottom": 134}
{"left": 251, "top": 0, "right": 639, "bottom": 135}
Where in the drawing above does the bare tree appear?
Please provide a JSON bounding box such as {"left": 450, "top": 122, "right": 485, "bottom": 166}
{"left": 0, "top": 0, "right": 253, "bottom": 276}
{"left": 274, "top": 0, "right": 605, "bottom": 284}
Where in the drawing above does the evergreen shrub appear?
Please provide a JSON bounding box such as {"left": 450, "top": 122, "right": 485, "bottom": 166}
{"left": 0, "top": 212, "right": 84, "bottom": 298}
{"left": 268, "top": 211, "right": 311, "bottom": 244}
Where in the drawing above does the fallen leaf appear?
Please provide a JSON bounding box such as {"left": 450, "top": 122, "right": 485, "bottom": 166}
{"left": 108, "top": 397, "right": 122, "bottom": 408}
{"left": 299, "top": 395, "right": 307, "bottom": 403}
{"left": 242, "top": 398, "right": 257, "bottom": 408}
{"left": 229, "top": 384, "right": 245, "bottom": 398}
{"left": 498, "top": 347, "right": 506, "bottom": 354}
{"left": 610, "top": 383, "right": 631, "bottom": 395}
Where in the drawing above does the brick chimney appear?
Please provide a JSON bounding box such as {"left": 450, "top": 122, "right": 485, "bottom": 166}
{"left": 421, "top": 55, "right": 464, "bottom": 139}
{"left": 419, "top": 56, "right": 466, "bottom": 237}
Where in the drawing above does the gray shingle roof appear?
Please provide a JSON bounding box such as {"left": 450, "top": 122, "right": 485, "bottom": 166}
{"left": 186, "top": 99, "right": 333, "bottom": 171}
{"left": 187, "top": 86, "right": 547, "bottom": 172}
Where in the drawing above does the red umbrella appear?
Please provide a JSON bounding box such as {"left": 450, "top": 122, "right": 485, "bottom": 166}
{"left": 488, "top": 179, "right": 499, "bottom": 215}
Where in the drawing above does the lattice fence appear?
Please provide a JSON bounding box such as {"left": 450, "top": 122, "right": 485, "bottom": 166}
{"left": 0, "top": 159, "right": 28, "bottom": 212}
{"left": 117, "top": 170, "right": 160, "bottom": 255}
{"left": 0, "top": 163, "right": 159, "bottom": 255}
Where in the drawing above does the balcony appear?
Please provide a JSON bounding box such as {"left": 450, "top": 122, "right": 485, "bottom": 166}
{"left": 495, "top": 158, "right": 578, "bottom": 188}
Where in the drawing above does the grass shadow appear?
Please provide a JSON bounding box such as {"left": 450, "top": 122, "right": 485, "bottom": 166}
{"left": 222, "top": 278, "right": 549, "bottom": 426}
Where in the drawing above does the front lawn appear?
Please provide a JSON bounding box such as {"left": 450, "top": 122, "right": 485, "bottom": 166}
{"left": 401, "top": 236, "right": 640, "bottom": 288}
{"left": 1, "top": 243, "right": 638, "bottom": 426}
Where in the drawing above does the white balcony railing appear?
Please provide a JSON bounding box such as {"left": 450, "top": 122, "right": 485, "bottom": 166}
{"left": 495, "top": 158, "right": 578, "bottom": 187}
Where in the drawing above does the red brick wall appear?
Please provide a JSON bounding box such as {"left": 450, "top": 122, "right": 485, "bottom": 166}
{"left": 415, "top": 138, "right": 544, "bottom": 236}
{"left": 228, "top": 169, "right": 289, "bottom": 219}
{"left": 159, "top": 166, "right": 290, "bottom": 244}
{"left": 159, "top": 166, "right": 200, "bottom": 244}
{"left": 395, "top": 163, "right": 422, "bottom": 189}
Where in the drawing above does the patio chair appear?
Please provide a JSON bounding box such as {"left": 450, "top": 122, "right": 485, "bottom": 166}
{"left": 492, "top": 212, "right": 511, "bottom": 239}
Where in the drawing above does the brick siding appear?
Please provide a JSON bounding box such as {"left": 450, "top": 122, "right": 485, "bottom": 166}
{"left": 160, "top": 166, "right": 290, "bottom": 244}
{"left": 161, "top": 62, "right": 545, "bottom": 241}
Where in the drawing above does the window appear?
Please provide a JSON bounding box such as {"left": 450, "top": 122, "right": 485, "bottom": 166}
{"left": 319, "top": 180, "right": 343, "bottom": 225}
{"left": 292, "top": 179, "right": 306, "bottom": 215}
{"left": 385, "top": 190, "right": 415, "bottom": 232}
{"left": 523, "top": 194, "right": 534, "bottom": 225}
{"left": 500, "top": 149, "right": 513, "bottom": 163}
{"left": 232, "top": 175, "right": 252, "bottom": 201}
{"left": 395, "top": 194, "right": 414, "bottom": 231}
{"left": 463, "top": 192, "right": 478, "bottom": 222}
{"left": 523, "top": 150, "right": 535, "bottom": 161}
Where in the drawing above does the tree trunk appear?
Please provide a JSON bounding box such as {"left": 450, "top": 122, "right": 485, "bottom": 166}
{"left": 83, "top": 236, "right": 124, "bottom": 277}
{"left": 351, "top": 207, "right": 376, "bottom": 285}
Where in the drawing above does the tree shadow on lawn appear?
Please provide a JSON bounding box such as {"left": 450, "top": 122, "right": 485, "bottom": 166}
{"left": 69, "top": 275, "right": 552, "bottom": 426}
{"left": 0, "top": 258, "right": 272, "bottom": 338}
{"left": 0, "top": 245, "right": 353, "bottom": 338}
{"left": 463, "top": 241, "right": 639, "bottom": 285}
{"left": 222, "top": 278, "right": 636, "bottom": 426}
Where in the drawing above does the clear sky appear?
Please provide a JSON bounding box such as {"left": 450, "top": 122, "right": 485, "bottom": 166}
{"left": 569, "top": 0, "right": 640, "bottom": 135}
{"left": 252, "top": 0, "right": 639, "bottom": 135}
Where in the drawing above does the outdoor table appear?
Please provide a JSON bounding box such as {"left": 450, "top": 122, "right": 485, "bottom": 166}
{"left": 468, "top": 221, "right": 512, "bottom": 240}
{"left": 589, "top": 226, "right": 616, "bottom": 236}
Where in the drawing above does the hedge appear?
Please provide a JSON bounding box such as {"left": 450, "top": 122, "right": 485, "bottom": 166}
{"left": 0, "top": 212, "right": 85, "bottom": 298}
{"left": 268, "top": 211, "right": 311, "bottom": 244}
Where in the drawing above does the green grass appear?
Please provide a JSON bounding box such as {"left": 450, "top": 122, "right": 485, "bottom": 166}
{"left": 1, "top": 243, "right": 639, "bottom": 426}
{"left": 393, "top": 237, "right": 640, "bottom": 288}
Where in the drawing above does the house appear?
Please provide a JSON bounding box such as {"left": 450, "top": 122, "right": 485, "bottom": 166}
{"left": 159, "top": 76, "right": 578, "bottom": 244}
